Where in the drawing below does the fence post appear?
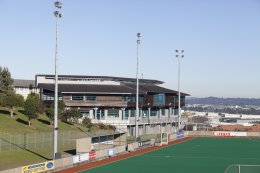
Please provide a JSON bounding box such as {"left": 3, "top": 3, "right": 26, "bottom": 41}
{"left": 27, "top": 133, "right": 29, "bottom": 149}
{"left": 0, "top": 133, "right": 1, "bottom": 152}
{"left": 63, "top": 132, "right": 65, "bottom": 146}
{"left": 69, "top": 131, "right": 71, "bottom": 145}
{"left": 9, "top": 134, "right": 11, "bottom": 151}
{"left": 18, "top": 134, "right": 21, "bottom": 150}
{"left": 50, "top": 132, "right": 52, "bottom": 146}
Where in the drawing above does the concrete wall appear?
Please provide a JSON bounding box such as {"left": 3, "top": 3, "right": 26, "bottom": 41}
{"left": 0, "top": 167, "right": 21, "bottom": 173}
{"left": 76, "top": 137, "right": 92, "bottom": 154}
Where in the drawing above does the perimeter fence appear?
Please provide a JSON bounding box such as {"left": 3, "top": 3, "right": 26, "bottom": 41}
{"left": 0, "top": 131, "right": 88, "bottom": 152}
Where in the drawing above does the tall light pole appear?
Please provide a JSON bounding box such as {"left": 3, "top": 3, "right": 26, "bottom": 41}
{"left": 175, "top": 49, "right": 184, "bottom": 132}
{"left": 54, "top": 1, "right": 62, "bottom": 160}
{"left": 135, "top": 33, "right": 141, "bottom": 139}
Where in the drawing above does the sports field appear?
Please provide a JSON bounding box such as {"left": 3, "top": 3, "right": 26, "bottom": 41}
{"left": 79, "top": 138, "right": 260, "bottom": 173}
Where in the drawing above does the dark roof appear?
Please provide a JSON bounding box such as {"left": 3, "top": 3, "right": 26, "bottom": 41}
{"left": 36, "top": 74, "right": 163, "bottom": 85}
{"left": 13, "top": 79, "right": 36, "bottom": 87}
{"left": 125, "top": 84, "right": 190, "bottom": 96}
{"left": 39, "top": 83, "right": 189, "bottom": 96}
{"left": 39, "top": 84, "right": 139, "bottom": 94}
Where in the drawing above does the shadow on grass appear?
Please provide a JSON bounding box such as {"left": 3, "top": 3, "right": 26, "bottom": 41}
{"left": 0, "top": 109, "right": 10, "bottom": 115}
{"left": 38, "top": 118, "right": 50, "bottom": 126}
{"left": 16, "top": 118, "right": 29, "bottom": 126}
{"left": 18, "top": 110, "right": 25, "bottom": 115}
{"left": 64, "top": 149, "right": 76, "bottom": 155}
{"left": 61, "top": 120, "right": 73, "bottom": 126}
{"left": 0, "top": 137, "right": 50, "bottom": 160}
{"left": 0, "top": 109, "right": 16, "bottom": 116}
{"left": 25, "top": 149, "right": 51, "bottom": 160}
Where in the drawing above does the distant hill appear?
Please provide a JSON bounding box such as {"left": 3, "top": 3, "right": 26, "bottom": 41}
{"left": 186, "top": 97, "right": 260, "bottom": 106}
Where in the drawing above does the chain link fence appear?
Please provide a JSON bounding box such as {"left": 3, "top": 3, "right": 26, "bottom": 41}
{"left": 0, "top": 131, "right": 89, "bottom": 152}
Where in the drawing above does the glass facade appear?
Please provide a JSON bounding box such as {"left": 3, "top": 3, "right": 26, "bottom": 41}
{"left": 72, "top": 95, "right": 84, "bottom": 100}
{"left": 42, "top": 92, "right": 62, "bottom": 100}
{"left": 71, "top": 95, "right": 96, "bottom": 101}
{"left": 86, "top": 96, "right": 96, "bottom": 101}
{"left": 154, "top": 93, "right": 165, "bottom": 105}
{"left": 80, "top": 110, "right": 89, "bottom": 118}
{"left": 107, "top": 109, "right": 119, "bottom": 118}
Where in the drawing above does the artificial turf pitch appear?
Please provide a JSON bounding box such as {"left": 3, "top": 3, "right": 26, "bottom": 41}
{"left": 80, "top": 138, "right": 260, "bottom": 173}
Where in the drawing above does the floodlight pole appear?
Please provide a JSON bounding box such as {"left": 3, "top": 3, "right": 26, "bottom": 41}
{"left": 135, "top": 33, "right": 141, "bottom": 139}
{"left": 175, "top": 50, "right": 184, "bottom": 132}
{"left": 54, "top": 1, "right": 62, "bottom": 160}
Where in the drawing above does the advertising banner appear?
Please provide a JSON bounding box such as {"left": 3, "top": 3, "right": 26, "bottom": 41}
{"left": 108, "top": 148, "right": 114, "bottom": 157}
{"left": 212, "top": 131, "right": 247, "bottom": 137}
{"left": 22, "top": 161, "right": 54, "bottom": 173}
{"left": 73, "top": 153, "right": 89, "bottom": 164}
{"left": 176, "top": 132, "right": 185, "bottom": 139}
{"left": 89, "top": 150, "right": 96, "bottom": 160}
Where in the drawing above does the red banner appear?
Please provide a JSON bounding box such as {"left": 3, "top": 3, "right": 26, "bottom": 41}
{"left": 89, "top": 150, "right": 96, "bottom": 160}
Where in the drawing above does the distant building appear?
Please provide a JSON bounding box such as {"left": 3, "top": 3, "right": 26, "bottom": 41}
{"left": 36, "top": 74, "right": 189, "bottom": 135}
{"left": 13, "top": 79, "right": 39, "bottom": 99}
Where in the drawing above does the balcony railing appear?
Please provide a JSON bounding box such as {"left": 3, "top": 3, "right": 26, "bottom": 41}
{"left": 93, "top": 116, "right": 179, "bottom": 126}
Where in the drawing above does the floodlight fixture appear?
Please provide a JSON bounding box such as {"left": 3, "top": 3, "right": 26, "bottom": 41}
{"left": 55, "top": 1, "right": 62, "bottom": 8}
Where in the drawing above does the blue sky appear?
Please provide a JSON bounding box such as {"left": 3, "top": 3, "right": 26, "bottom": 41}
{"left": 1, "top": 0, "right": 260, "bottom": 98}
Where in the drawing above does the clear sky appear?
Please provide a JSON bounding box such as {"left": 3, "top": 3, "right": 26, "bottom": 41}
{"left": 1, "top": 0, "right": 260, "bottom": 98}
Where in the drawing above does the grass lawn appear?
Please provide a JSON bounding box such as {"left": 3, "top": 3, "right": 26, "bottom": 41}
{"left": 0, "top": 107, "right": 88, "bottom": 133}
{"left": 0, "top": 107, "right": 89, "bottom": 170}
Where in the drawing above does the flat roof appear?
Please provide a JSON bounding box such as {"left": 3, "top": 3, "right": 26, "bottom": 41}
{"left": 39, "top": 83, "right": 189, "bottom": 96}
{"left": 36, "top": 74, "right": 164, "bottom": 85}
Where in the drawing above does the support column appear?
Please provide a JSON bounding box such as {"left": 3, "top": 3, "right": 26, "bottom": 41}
{"left": 93, "top": 107, "right": 98, "bottom": 119}
{"left": 148, "top": 108, "right": 151, "bottom": 124}
{"left": 121, "top": 108, "right": 126, "bottom": 120}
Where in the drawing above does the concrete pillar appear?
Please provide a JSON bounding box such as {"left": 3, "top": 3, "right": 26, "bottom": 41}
{"left": 118, "top": 109, "right": 122, "bottom": 120}
{"left": 148, "top": 108, "right": 151, "bottom": 124}
{"left": 93, "top": 107, "right": 98, "bottom": 119}
{"left": 121, "top": 108, "right": 125, "bottom": 120}
{"left": 89, "top": 110, "right": 94, "bottom": 119}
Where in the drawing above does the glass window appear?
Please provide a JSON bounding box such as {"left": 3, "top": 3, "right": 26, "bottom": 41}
{"left": 72, "top": 95, "right": 84, "bottom": 100}
{"left": 154, "top": 93, "right": 165, "bottom": 105}
{"left": 122, "top": 95, "right": 136, "bottom": 102}
{"left": 124, "top": 109, "right": 129, "bottom": 119}
{"left": 80, "top": 110, "right": 89, "bottom": 118}
{"left": 42, "top": 93, "right": 62, "bottom": 100}
{"left": 86, "top": 96, "right": 96, "bottom": 101}
{"left": 151, "top": 110, "right": 158, "bottom": 116}
{"left": 107, "top": 109, "right": 119, "bottom": 118}
{"left": 130, "top": 110, "right": 136, "bottom": 117}
{"left": 161, "top": 109, "right": 165, "bottom": 116}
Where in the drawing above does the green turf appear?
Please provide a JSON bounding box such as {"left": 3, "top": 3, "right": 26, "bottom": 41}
{"left": 81, "top": 138, "right": 260, "bottom": 173}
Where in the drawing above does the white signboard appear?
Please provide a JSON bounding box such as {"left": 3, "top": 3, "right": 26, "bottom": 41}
{"left": 212, "top": 131, "right": 247, "bottom": 137}
{"left": 73, "top": 153, "right": 89, "bottom": 164}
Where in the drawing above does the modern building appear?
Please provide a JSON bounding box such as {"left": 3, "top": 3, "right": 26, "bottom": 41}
{"left": 36, "top": 74, "right": 189, "bottom": 135}
{"left": 13, "top": 79, "right": 39, "bottom": 99}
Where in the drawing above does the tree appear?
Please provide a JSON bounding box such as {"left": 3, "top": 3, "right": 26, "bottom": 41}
{"left": 27, "top": 93, "right": 45, "bottom": 114}
{"left": 65, "top": 108, "right": 82, "bottom": 124}
{"left": 46, "top": 100, "right": 65, "bottom": 125}
{"left": 2, "top": 92, "right": 24, "bottom": 117}
{"left": 46, "top": 107, "right": 54, "bottom": 126}
{"left": 0, "top": 67, "right": 13, "bottom": 92}
{"left": 24, "top": 96, "right": 37, "bottom": 126}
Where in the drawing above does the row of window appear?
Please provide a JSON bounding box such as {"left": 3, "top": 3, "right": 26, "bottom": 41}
{"left": 80, "top": 108, "right": 177, "bottom": 119}
{"left": 71, "top": 95, "right": 96, "bottom": 101}
{"left": 43, "top": 93, "right": 184, "bottom": 104}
